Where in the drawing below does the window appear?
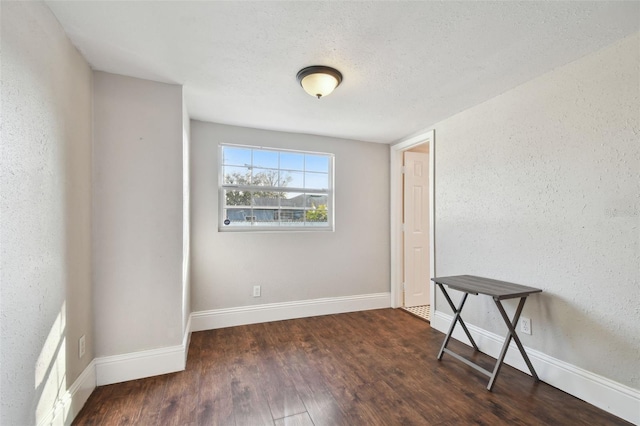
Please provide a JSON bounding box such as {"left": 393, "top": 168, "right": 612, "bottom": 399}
{"left": 219, "top": 144, "right": 334, "bottom": 231}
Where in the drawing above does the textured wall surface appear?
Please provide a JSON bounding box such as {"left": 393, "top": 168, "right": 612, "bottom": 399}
{"left": 92, "top": 72, "right": 184, "bottom": 356}
{"left": 1, "top": 2, "right": 93, "bottom": 424}
{"left": 191, "top": 122, "right": 389, "bottom": 311}
{"left": 433, "top": 33, "right": 639, "bottom": 388}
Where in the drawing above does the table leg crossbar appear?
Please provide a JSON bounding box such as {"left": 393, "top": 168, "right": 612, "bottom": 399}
{"left": 436, "top": 283, "right": 540, "bottom": 391}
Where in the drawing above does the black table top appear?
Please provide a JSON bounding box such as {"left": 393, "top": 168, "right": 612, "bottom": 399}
{"left": 431, "top": 275, "right": 542, "bottom": 300}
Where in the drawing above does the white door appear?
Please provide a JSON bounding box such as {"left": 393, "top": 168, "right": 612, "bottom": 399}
{"left": 403, "top": 151, "right": 430, "bottom": 307}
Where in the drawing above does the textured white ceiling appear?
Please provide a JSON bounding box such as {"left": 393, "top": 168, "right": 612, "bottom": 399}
{"left": 46, "top": 1, "right": 639, "bottom": 144}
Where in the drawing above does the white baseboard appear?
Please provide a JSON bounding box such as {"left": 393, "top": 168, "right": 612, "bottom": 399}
{"left": 38, "top": 360, "right": 96, "bottom": 426}
{"left": 95, "top": 345, "right": 185, "bottom": 386}
{"left": 44, "top": 295, "right": 388, "bottom": 423}
{"left": 190, "top": 292, "right": 391, "bottom": 332}
{"left": 94, "top": 324, "right": 192, "bottom": 386}
{"left": 432, "top": 310, "right": 640, "bottom": 425}
{"left": 183, "top": 315, "right": 192, "bottom": 359}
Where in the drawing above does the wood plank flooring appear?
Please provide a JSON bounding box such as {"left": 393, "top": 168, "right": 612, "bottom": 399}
{"left": 73, "top": 309, "right": 630, "bottom": 425}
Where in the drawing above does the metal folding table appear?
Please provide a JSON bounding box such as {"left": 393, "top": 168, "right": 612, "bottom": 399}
{"left": 432, "top": 275, "right": 542, "bottom": 391}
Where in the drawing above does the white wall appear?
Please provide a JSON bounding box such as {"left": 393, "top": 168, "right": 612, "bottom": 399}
{"left": 92, "top": 72, "right": 185, "bottom": 357}
{"left": 432, "top": 33, "right": 639, "bottom": 389}
{"left": 191, "top": 122, "right": 389, "bottom": 311}
{"left": 1, "top": 2, "right": 93, "bottom": 424}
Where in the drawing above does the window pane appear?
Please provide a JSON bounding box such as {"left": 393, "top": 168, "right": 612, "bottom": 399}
{"left": 223, "top": 206, "right": 252, "bottom": 225}
{"left": 252, "top": 209, "right": 278, "bottom": 225}
{"left": 276, "top": 209, "right": 305, "bottom": 223}
{"left": 280, "top": 152, "right": 304, "bottom": 171}
{"left": 305, "top": 202, "right": 328, "bottom": 225}
{"left": 223, "top": 166, "right": 251, "bottom": 185}
{"left": 280, "top": 192, "right": 305, "bottom": 208}
{"left": 280, "top": 170, "right": 303, "bottom": 188}
{"left": 252, "top": 192, "right": 281, "bottom": 208}
{"left": 252, "top": 168, "right": 279, "bottom": 187}
{"left": 305, "top": 155, "right": 329, "bottom": 173}
{"left": 304, "top": 194, "right": 328, "bottom": 208}
{"left": 223, "top": 147, "right": 251, "bottom": 167}
{"left": 253, "top": 149, "right": 278, "bottom": 169}
{"left": 305, "top": 172, "right": 328, "bottom": 190}
{"left": 224, "top": 189, "right": 252, "bottom": 207}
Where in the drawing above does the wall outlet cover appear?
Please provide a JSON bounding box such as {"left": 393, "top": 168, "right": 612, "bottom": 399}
{"left": 79, "top": 335, "right": 86, "bottom": 358}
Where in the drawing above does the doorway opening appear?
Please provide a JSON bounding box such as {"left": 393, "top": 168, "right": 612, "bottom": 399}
{"left": 390, "top": 130, "right": 435, "bottom": 322}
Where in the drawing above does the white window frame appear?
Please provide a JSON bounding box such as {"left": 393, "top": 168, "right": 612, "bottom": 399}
{"left": 218, "top": 143, "right": 335, "bottom": 232}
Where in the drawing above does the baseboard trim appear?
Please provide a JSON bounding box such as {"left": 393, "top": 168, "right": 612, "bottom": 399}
{"left": 95, "top": 344, "right": 186, "bottom": 386}
{"left": 183, "top": 315, "right": 192, "bottom": 358}
{"left": 432, "top": 310, "right": 640, "bottom": 425}
{"left": 38, "top": 359, "right": 96, "bottom": 426}
{"left": 190, "top": 292, "right": 391, "bottom": 332}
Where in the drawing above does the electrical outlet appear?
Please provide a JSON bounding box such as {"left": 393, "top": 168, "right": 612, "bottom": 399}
{"left": 520, "top": 317, "right": 532, "bottom": 335}
{"left": 253, "top": 285, "right": 261, "bottom": 297}
{"left": 79, "top": 335, "right": 86, "bottom": 358}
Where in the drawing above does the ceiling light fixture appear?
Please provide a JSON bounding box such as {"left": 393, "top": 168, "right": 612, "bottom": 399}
{"left": 296, "top": 66, "right": 343, "bottom": 99}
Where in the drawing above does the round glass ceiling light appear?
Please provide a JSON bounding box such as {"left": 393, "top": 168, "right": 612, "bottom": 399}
{"left": 296, "top": 66, "right": 343, "bottom": 99}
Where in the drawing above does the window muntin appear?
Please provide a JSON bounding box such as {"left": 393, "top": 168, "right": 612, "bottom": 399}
{"left": 219, "top": 144, "right": 333, "bottom": 230}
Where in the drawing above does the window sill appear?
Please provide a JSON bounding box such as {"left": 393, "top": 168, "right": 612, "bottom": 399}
{"left": 217, "top": 226, "right": 334, "bottom": 233}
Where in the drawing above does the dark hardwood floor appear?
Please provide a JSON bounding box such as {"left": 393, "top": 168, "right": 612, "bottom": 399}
{"left": 73, "top": 309, "right": 629, "bottom": 425}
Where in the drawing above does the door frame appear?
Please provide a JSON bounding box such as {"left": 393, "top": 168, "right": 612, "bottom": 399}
{"left": 390, "top": 129, "right": 436, "bottom": 309}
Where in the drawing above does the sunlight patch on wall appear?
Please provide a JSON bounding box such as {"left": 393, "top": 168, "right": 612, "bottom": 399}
{"left": 35, "top": 302, "right": 67, "bottom": 423}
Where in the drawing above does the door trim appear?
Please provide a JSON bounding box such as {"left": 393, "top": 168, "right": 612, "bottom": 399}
{"left": 390, "top": 130, "right": 435, "bottom": 309}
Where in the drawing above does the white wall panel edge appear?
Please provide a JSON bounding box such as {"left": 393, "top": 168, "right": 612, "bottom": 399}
{"left": 183, "top": 315, "right": 192, "bottom": 361}
{"left": 95, "top": 344, "right": 187, "bottom": 387}
{"left": 432, "top": 311, "right": 640, "bottom": 425}
{"left": 190, "top": 292, "right": 392, "bottom": 332}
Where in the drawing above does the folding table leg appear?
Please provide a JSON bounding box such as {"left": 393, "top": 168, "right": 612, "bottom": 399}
{"left": 487, "top": 297, "right": 539, "bottom": 391}
{"left": 437, "top": 284, "right": 479, "bottom": 360}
